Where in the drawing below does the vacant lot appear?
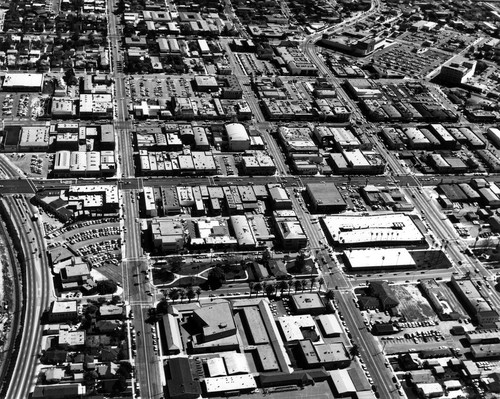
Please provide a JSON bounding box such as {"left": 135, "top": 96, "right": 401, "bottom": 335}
{"left": 393, "top": 284, "right": 438, "bottom": 322}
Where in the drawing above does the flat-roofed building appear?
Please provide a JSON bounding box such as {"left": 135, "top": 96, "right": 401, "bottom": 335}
{"left": 291, "top": 293, "right": 325, "bottom": 315}
{"left": 49, "top": 301, "right": 78, "bottom": 322}
{"left": 273, "top": 210, "right": 307, "bottom": 250}
{"left": 3, "top": 73, "right": 44, "bottom": 91}
{"left": 242, "top": 306, "right": 269, "bottom": 344}
{"left": 466, "top": 330, "right": 500, "bottom": 345}
{"left": 142, "top": 186, "right": 157, "bottom": 217}
{"left": 19, "top": 126, "right": 49, "bottom": 151}
{"left": 322, "top": 213, "right": 425, "bottom": 247}
{"left": 277, "top": 315, "right": 318, "bottom": 343}
{"left": 150, "top": 218, "right": 184, "bottom": 252}
{"left": 451, "top": 276, "right": 499, "bottom": 326}
{"left": 471, "top": 343, "right": 500, "bottom": 359}
{"left": 343, "top": 248, "right": 416, "bottom": 271}
{"left": 269, "top": 186, "right": 292, "bottom": 209}
{"left": 416, "top": 382, "right": 444, "bottom": 398}
{"left": 192, "top": 302, "right": 236, "bottom": 343}
{"left": 204, "top": 375, "right": 257, "bottom": 395}
{"left": 242, "top": 154, "right": 276, "bottom": 175}
{"left": 165, "top": 357, "right": 202, "bottom": 399}
{"left": 256, "top": 345, "right": 279, "bottom": 371}
{"left": 306, "top": 182, "right": 346, "bottom": 213}
{"left": 299, "top": 340, "right": 350, "bottom": 369}
{"left": 230, "top": 215, "right": 256, "bottom": 248}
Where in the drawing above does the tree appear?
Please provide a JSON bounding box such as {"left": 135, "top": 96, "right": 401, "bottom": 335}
{"left": 186, "top": 287, "right": 196, "bottom": 303}
{"left": 156, "top": 298, "right": 169, "bottom": 314}
{"left": 168, "top": 289, "right": 180, "bottom": 302}
{"left": 294, "top": 280, "right": 302, "bottom": 293}
{"left": 96, "top": 280, "right": 117, "bottom": 295}
{"left": 170, "top": 257, "right": 183, "bottom": 273}
{"left": 310, "top": 277, "right": 316, "bottom": 292}
{"left": 253, "top": 282, "right": 263, "bottom": 297}
{"left": 349, "top": 344, "right": 359, "bottom": 358}
{"left": 277, "top": 280, "right": 288, "bottom": 297}
{"left": 249, "top": 282, "right": 254, "bottom": 298}
{"left": 325, "top": 289, "right": 335, "bottom": 300}
{"left": 301, "top": 279, "right": 308, "bottom": 292}
{"left": 318, "top": 277, "right": 325, "bottom": 290}
{"left": 265, "top": 283, "right": 275, "bottom": 297}
{"left": 178, "top": 288, "right": 186, "bottom": 303}
{"left": 288, "top": 279, "right": 294, "bottom": 295}
{"left": 295, "top": 252, "right": 306, "bottom": 272}
{"left": 207, "top": 266, "right": 225, "bottom": 290}
{"left": 196, "top": 287, "right": 201, "bottom": 301}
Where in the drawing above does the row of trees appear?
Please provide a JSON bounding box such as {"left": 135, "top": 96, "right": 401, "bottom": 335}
{"left": 249, "top": 277, "right": 326, "bottom": 298}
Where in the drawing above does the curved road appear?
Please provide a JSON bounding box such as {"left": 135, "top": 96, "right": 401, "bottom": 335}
{"left": 2, "top": 195, "right": 53, "bottom": 399}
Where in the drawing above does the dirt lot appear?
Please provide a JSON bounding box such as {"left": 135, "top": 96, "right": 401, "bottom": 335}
{"left": 7, "top": 152, "right": 52, "bottom": 178}
{"left": 393, "top": 284, "right": 438, "bottom": 322}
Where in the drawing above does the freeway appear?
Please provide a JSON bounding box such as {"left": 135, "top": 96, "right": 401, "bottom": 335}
{"left": 2, "top": 195, "right": 53, "bottom": 398}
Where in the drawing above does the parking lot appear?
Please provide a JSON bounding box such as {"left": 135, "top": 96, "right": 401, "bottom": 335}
{"left": 0, "top": 93, "right": 47, "bottom": 119}
{"left": 126, "top": 75, "right": 195, "bottom": 103}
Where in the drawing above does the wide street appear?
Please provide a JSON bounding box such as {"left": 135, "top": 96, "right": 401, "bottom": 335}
{"left": 1, "top": 195, "right": 53, "bottom": 398}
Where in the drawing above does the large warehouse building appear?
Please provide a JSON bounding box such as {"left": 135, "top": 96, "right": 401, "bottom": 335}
{"left": 342, "top": 248, "right": 416, "bottom": 271}
{"left": 306, "top": 183, "right": 347, "bottom": 213}
{"left": 321, "top": 213, "right": 425, "bottom": 247}
{"left": 2, "top": 73, "right": 44, "bottom": 91}
{"left": 226, "top": 123, "right": 250, "bottom": 151}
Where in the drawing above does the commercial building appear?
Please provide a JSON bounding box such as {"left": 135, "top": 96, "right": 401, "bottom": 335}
{"left": 192, "top": 302, "right": 236, "bottom": 343}
{"left": 471, "top": 343, "right": 500, "bottom": 359}
{"left": 438, "top": 59, "right": 476, "bottom": 84}
{"left": 65, "top": 184, "right": 118, "bottom": 218}
{"left": 298, "top": 340, "right": 350, "bottom": 370}
{"left": 278, "top": 126, "right": 317, "bottom": 153}
{"left": 165, "top": 357, "right": 202, "bottom": 399}
{"left": 317, "top": 314, "right": 343, "bottom": 337}
{"left": 273, "top": 210, "right": 307, "bottom": 250}
{"left": 51, "top": 98, "right": 76, "bottom": 118}
{"left": 277, "top": 315, "right": 319, "bottom": 343}
{"left": 343, "top": 248, "right": 416, "bottom": 271}
{"left": 242, "top": 154, "right": 276, "bottom": 175}
{"left": 420, "top": 279, "right": 462, "bottom": 320}
{"left": 322, "top": 214, "right": 425, "bottom": 247}
{"left": 204, "top": 375, "right": 257, "bottom": 396}
{"left": 306, "top": 183, "right": 347, "bottom": 213}
{"left": 451, "top": 276, "right": 499, "bottom": 326}
{"left": 416, "top": 383, "right": 444, "bottom": 398}
{"left": 49, "top": 301, "right": 78, "bottom": 323}
{"left": 329, "top": 369, "right": 356, "bottom": 396}
{"left": 150, "top": 218, "right": 184, "bottom": 252}
{"left": 230, "top": 215, "right": 256, "bottom": 248}
{"left": 18, "top": 126, "right": 49, "bottom": 151}
{"left": 160, "top": 314, "right": 182, "bottom": 355}
{"left": 226, "top": 123, "right": 250, "bottom": 151}
{"left": 32, "top": 384, "right": 86, "bottom": 399}
{"left": 291, "top": 293, "right": 325, "bottom": 315}
{"left": 2, "top": 73, "right": 44, "bottom": 91}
